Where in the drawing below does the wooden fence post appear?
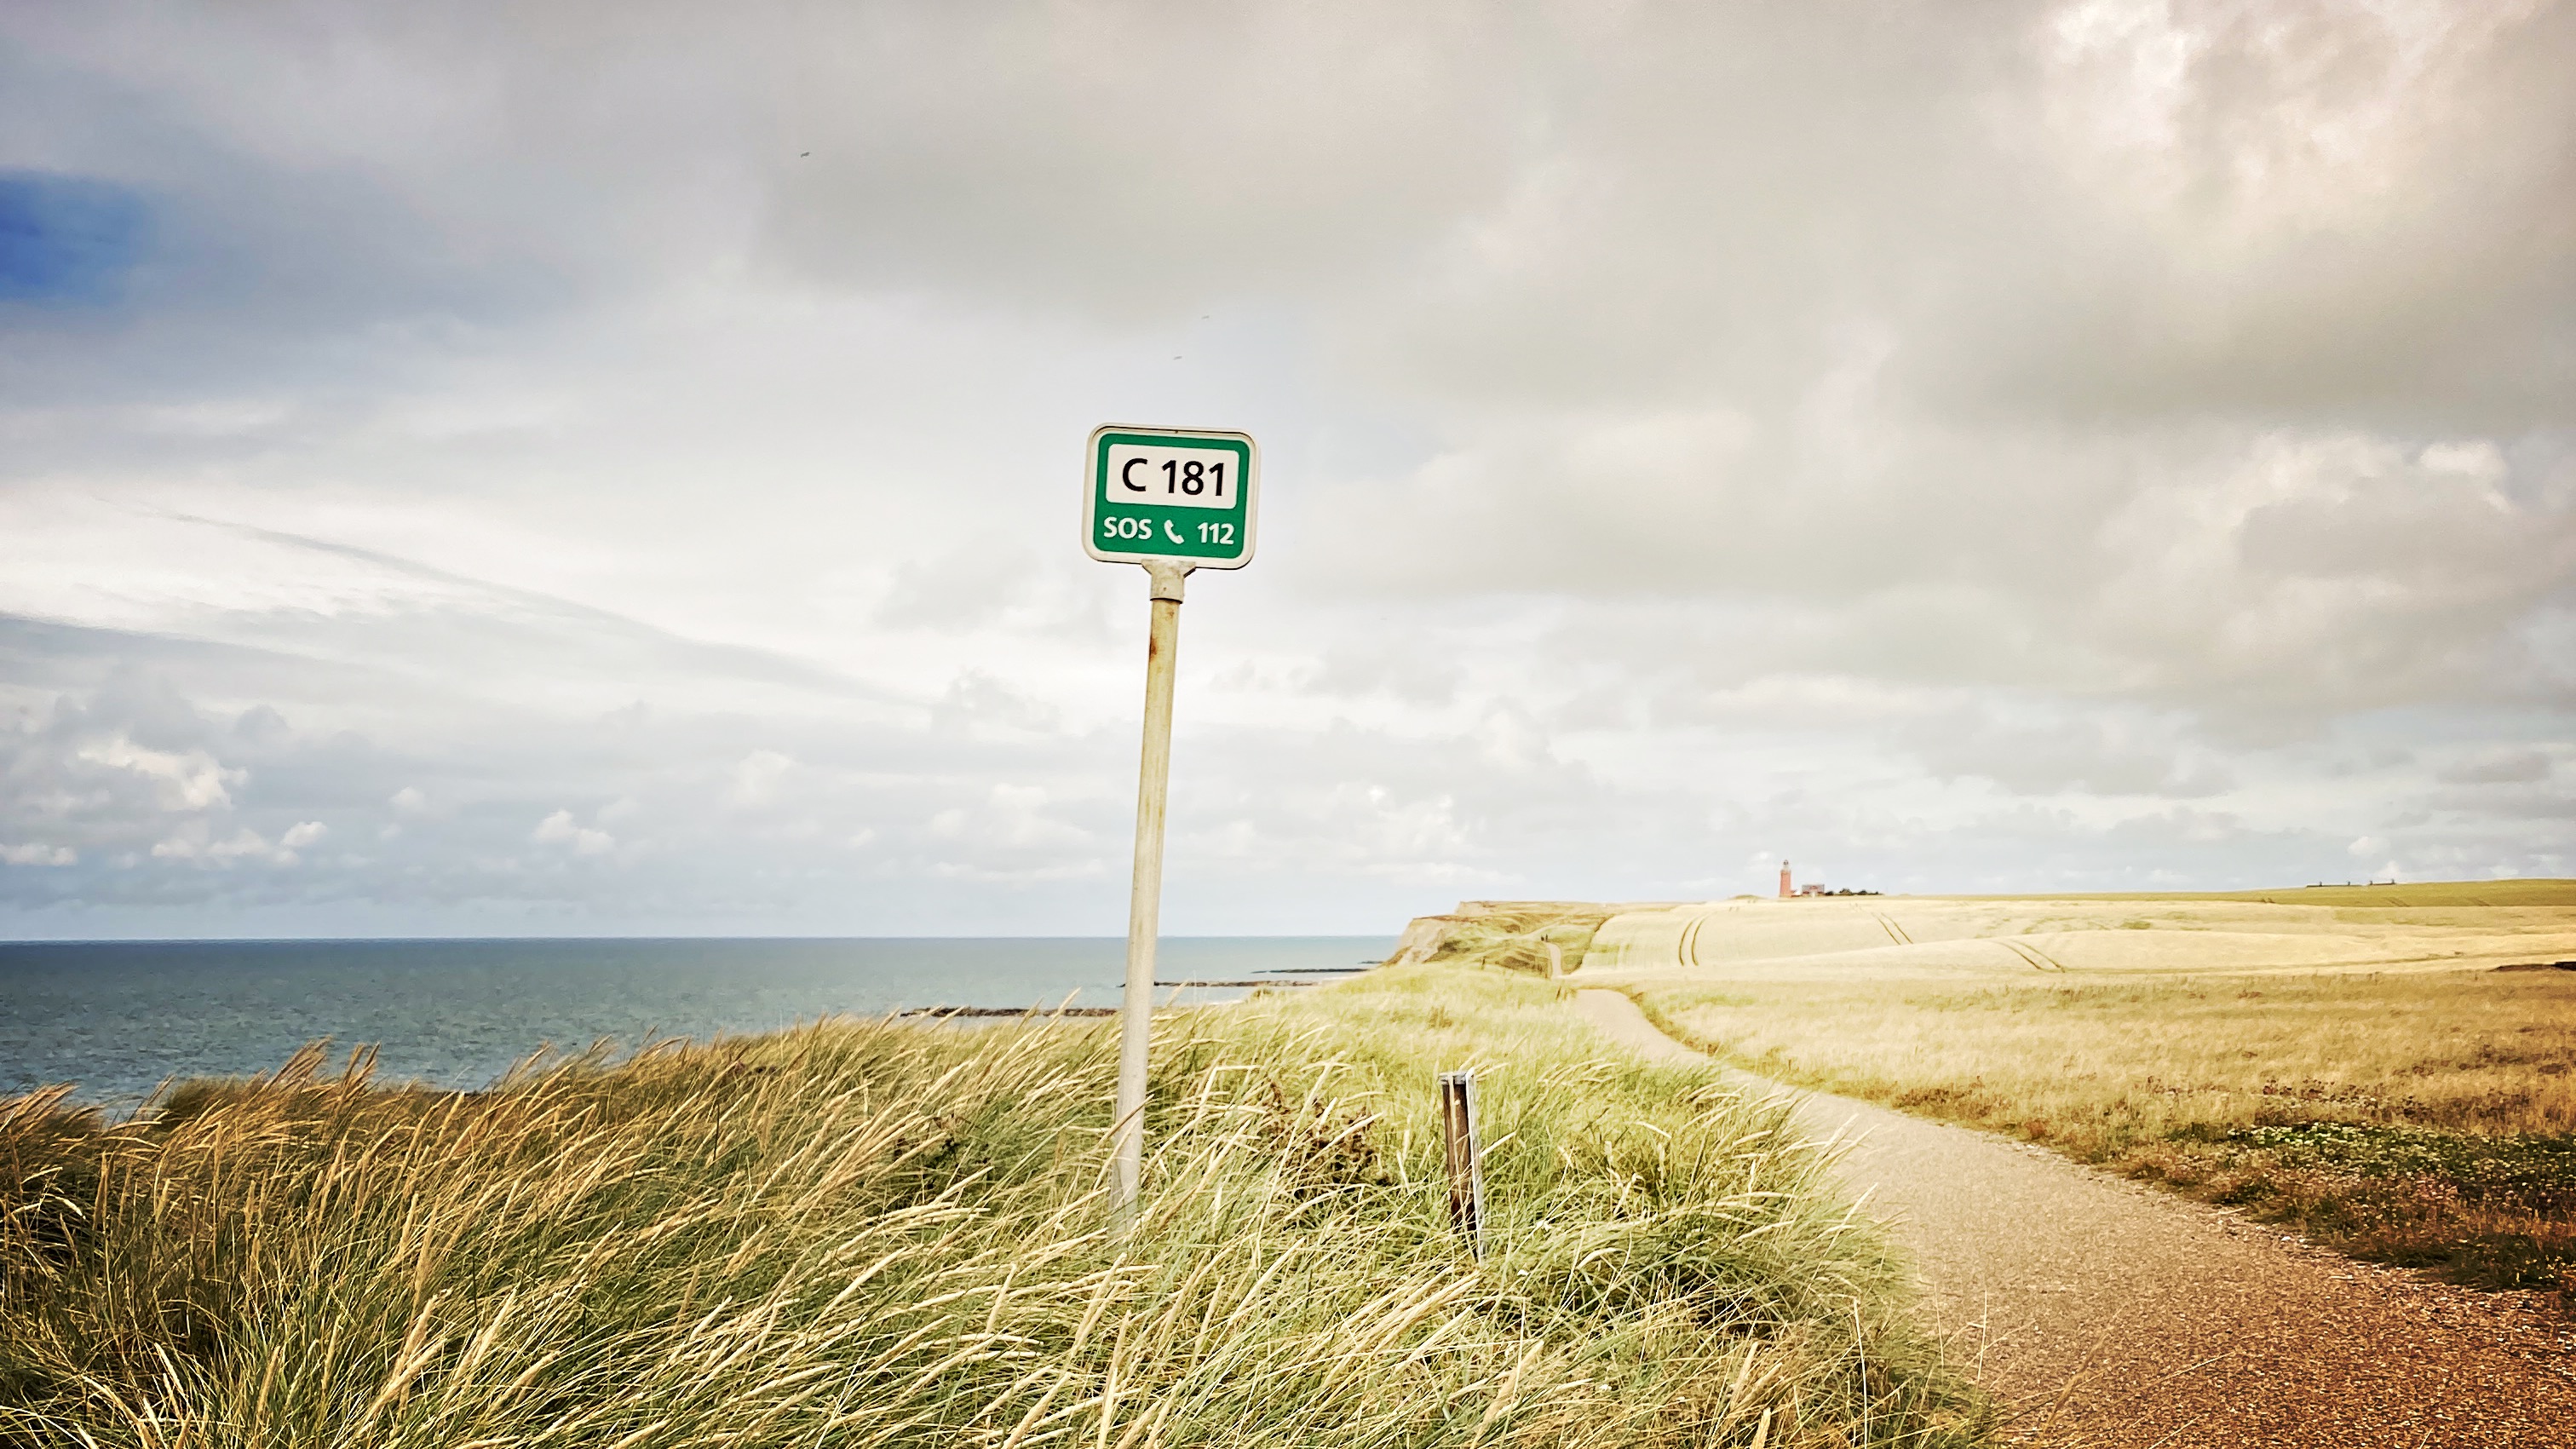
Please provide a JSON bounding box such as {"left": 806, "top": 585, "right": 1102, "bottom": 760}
{"left": 1437, "top": 1069, "right": 1484, "bottom": 1257}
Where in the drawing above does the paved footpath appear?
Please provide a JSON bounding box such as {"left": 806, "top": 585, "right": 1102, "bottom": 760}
{"left": 1570, "top": 989, "right": 2576, "bottom": 1447}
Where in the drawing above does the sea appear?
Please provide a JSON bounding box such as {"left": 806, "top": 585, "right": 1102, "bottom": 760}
{"left": 0, "top": 936, "right": 1389, "bottom": 1113}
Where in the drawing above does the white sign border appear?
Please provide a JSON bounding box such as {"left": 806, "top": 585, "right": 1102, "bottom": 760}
{"left": 1082, "top": 423, "right": 1260, "bottom": 570}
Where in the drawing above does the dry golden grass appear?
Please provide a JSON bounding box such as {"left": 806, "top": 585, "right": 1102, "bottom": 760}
{"left": 1525, "top": 883, "right": 2576, "bottom": 1291}
{"left": 1628, "top": 969, "right": 2576, "bottom": 1291}
{"left": 1583, "top": 890, "right": 2576, "bottom": 979}
{"left": 1642, "top": 969, "right": 2576, "bottom": 1138}
{"left": 1388, "top": 902, "right": 1631, "bottom": 975}
{"left": 1964, "top": 880, "right": 2576, "bottom": 909}
{"left": 0, "top": 967, "right": 1986, "bottom": 1448}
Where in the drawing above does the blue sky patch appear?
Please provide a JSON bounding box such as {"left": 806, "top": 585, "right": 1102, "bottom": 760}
{"left": 0, "top": 170, "right": 147, "bottom": 305}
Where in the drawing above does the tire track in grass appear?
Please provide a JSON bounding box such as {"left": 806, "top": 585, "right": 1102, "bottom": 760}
{"left": 1994, "top": 938, "right": 2063, "bottom": 973}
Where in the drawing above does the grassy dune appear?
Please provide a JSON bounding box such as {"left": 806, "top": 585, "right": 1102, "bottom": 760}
{"left": 0, "top": 967, "right": 1982, "bottom": 1448}
{"left": 1573, "top": 887, "right": 2576, "bottom": 1293}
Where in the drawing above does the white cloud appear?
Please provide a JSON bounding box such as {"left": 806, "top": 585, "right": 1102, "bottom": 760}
{"left": 74, "top": 737, "right": 240, "bottom": 812}
{"left": 532, "top": 810, "right": 617, "bottom": 857}
{"left": 727, "top": 750, "right": 795, "bottom": 807}
{"left": 1, "top": 843, "right": 78, "bottom": 866}
{"left": 151, "top": 825, "right": 296, "bottom": 865}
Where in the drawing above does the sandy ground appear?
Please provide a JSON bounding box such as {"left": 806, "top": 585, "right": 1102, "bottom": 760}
{"left": 1571, "top": 989, "right": 2576, "bottom": 1448}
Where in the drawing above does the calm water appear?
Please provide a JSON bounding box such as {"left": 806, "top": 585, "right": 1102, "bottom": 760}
{"left": 0, "top": 937, "right": 1389, "bottom": 1111}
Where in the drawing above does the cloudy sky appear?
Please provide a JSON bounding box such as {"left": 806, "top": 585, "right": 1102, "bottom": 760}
{"left": 3, "top": 1, "right": 2571, "bottom": 939}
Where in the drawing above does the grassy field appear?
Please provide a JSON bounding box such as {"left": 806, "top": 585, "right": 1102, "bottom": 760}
{"left": 1561, "top": 887, "right": 2576, "bottom": 1294}
{"left": 0, "top": 967, "right": 1983, "bottom": 1448}
{"left": 1958, "top": 880, "right": 2576, "bottom": 909}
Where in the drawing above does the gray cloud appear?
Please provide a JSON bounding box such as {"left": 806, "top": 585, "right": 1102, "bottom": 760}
{"left": 1900, "top": 704, "right": 2232, "bottom": 798}
{"left": 2435, "top": 748, "right": 2553, "bottom": 786}
{"left": 756, "top": 6, "right": 1528, "bottom": 314}
{"left": 2, "top": 2, "right": 2571, "bottom": 934}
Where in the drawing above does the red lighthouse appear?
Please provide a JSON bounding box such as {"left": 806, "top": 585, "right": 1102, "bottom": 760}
{"left": 1779, "top": 861, "right": 1792, "bottom": 899}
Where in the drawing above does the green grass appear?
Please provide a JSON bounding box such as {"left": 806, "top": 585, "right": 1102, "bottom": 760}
{"left": 1, "top": 967, "right": 1984, "bottom": 1447}
{"left": 2147, "top": 1123, "right": 2576, "bottom": 1290}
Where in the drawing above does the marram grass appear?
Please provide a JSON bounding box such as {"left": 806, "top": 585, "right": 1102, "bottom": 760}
{"left": 1, "top": 966, "right": 1983, "bottom": 1447}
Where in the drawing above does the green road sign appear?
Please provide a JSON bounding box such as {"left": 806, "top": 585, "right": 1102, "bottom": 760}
{"left": 1083, "top": 425, "right": 1258, "bottom": 569}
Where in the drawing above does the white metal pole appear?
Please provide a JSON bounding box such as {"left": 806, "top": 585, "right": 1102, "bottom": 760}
{"left": 1113, "top": 559, "right": 1190, "bottom": 1208}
